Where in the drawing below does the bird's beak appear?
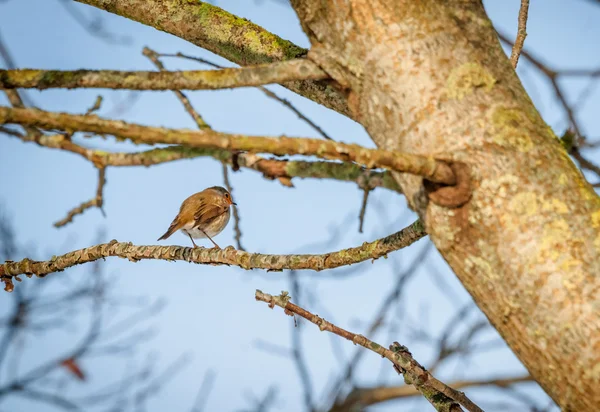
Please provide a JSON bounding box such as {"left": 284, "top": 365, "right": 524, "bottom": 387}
{"left": 232, "top": 201, "right": 237, "bottom": 206}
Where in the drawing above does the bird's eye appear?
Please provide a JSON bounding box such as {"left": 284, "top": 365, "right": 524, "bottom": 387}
{"left": 225, "top": 193, "right": 229, "bottom": 198}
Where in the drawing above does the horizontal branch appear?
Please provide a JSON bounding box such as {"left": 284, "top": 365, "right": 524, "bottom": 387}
{"left": 1, "top": 128, "right": 401, "bottom": 191}
{"left": 334, "top": 375, "right": 532, "bottom": 410}
{"left": 0, "top": 60, "right": 328, "bottom": 91}
{"left": 0, "top": 220, "right": 426, "bottom": 287}
{"left": 255, "top": 290, "right": 483, "bottom": 412}
{"left": 0, "top": 106, "right": 456, "bottom": 185}
{"left": 75, "top": 0, "right": 351, "bottom": 117}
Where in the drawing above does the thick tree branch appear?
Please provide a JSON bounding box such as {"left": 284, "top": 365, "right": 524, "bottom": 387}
{"left": 1, "top": 128, "right": 401, "bottom": 191}
{"left": 0, "top": 106, "right": 457, "bottom": 185}
{"left": 0, "top": 220, "right": 426, "bottom": 287}
{"left": 255, "top": 290, "right": 483, "bottom": 412}
{"left": 74, "top": 0, "right": 351, "bottom": 117}
{"left": 0, "top": 60, "right": 328, "bottom": 90}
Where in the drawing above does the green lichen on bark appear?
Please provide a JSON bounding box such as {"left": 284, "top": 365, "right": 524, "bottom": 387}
{"left": 0, "top": 220, "right": 425, "bottom": 282}
{"left": 0, "top": 60, "right": 327, "bottom": 90}
{"left": 74, "top": 0, "right": 352, "bottom": 117}
{"left": 446, "top": 62, "right": 496, "bottom": 100}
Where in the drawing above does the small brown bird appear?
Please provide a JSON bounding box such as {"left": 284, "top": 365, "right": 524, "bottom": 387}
{"left": 157, "top": 186, "right": 236, "bottom": 249}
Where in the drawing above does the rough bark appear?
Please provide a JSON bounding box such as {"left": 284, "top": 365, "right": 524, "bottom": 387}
{"left": 0, "top": 59, "right": 327, "bottom": 90}
{"left": 0, "top": 106, "right": 457, "bottom": 184}
{"left": 74, "top": 0, "right": 351, "bottom": 117}
{"left": 289, "top": 1, "right": 600, "bottom": 410}
{"left": 0, "top": 220, "right": 425, "bottom": 284}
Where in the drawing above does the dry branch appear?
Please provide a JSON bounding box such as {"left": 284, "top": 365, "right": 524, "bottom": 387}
{"left": 0, "top": 59, "right": 328, "bottom": 90}
{"left": 0, "top": 220, "right": 426, "bottom": 287}
{"left": 54, "top": 167, "right": 107, "bottom": 228}
{"left": 0, "top": 106, "right": 456, "bottom": 185}
{"left": 509, "top": 0, "right": 530, "bottom": 68}
{"left": 255, "top": 290, "right": 483, "bottom": 412}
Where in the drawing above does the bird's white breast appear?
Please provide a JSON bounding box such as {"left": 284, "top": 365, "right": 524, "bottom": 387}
{"left": 180, "top": 209, "right": 231, "bottom": 239}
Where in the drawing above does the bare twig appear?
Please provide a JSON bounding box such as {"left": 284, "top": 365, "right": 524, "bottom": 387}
{"left": 509, "top": 0, "right": 530, "bottom": 69}
{"left": 190, "top": 369, "right": 216, "bottom": 412}
{"left": 159, "top": 52, "right": 334, "bottom": 140}
{"left": 142, "top": 47, "right": 210, "bottom": 130}
{"left": 54, "top": 167, "right": 107, "bottom": 228}
{"left": 0, "top": 220, "right": 426, "bottom": 286}
{"left": 0, "top": 106, "right": 458, "bottom": 185}
{"left": 256, "top": 290, "right": 483, "bottom": 412}
{"left": 0, "top": 60, "right": 328, "bottom": 90}
{"left": 326, "top": 244, "right": 432, "bottom": 403}
{"left": 358, "top": 188, "right": 371, "bottom": 233}
{"left": 333, "top": 375, "right": 532, "bottom": 410}
{"left": 288, "top": 272, "right": 314, "bottom": 411}
{"left": 222, "top": 163, "right": 244, "bottom": 251}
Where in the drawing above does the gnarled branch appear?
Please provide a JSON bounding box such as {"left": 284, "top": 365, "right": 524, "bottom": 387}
{"left": 0, "top": 60, "right": 328, "bottom": 90}
{"left": 0, "top": 220, "right": 426, "bottom": 287}
{"left": 0, "top": 106, "right": 456, "bottom": 185}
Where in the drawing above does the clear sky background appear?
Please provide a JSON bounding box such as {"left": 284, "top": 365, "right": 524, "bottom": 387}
{"left": 0, "top": 1, "right": 599, "bottom": 411}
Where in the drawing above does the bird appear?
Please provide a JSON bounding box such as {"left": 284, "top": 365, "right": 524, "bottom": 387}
{"left": 157, "top": 186, "right": 236, "bottom": 249}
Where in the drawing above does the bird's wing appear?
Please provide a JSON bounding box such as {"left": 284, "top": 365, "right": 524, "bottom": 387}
{"left": 192, "top": 200, "right": 227, "bottom": 228}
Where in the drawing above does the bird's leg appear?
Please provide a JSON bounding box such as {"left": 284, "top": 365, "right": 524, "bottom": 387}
{"left": 200, "top": 229, "right": 221, "bottom": 249}
{"left": 187, "top": 233, "right": 199, "bottom": 248}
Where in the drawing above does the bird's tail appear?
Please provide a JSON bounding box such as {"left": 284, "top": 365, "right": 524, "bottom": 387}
{"left": 157, "top": 219, "right": 181, "bottom": 241}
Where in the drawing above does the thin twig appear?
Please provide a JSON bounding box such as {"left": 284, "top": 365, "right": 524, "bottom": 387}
{"left": 221, "top": 163, "right": 244, "bottom": 251}
{"left": 142, "top": 47, "right": 210, "bottom": 130}
{"left": 160, "top": 52, "right": 333, "bottom": 140}
{"left": 54, "top": 167, "right": 107, "bottom": 228}
{"left": 509, "top": 0, "right": 530, "bottom": 69}
{"left": 358, "top": 188, "right": 371, "bottom": 233}
{"left": 333, "top": 375, "right": 532, "bottom": 410}
{"left": 0, "top": 220, "right": 426, "bottom": 287}
{"left": 256, "top": 290, "right": 484, "bottom": 412}
{"left": 190, "top": 369, "right": 216, "bottom": 412}
{"left": 289, "top": 272, "right": 314, "bottom": 411}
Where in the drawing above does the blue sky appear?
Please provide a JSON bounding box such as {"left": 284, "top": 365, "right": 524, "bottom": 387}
{"left": 0, "top": 1, "right": 599, "bottom": 411}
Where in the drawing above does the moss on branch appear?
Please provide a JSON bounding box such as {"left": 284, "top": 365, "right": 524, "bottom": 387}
{"left": 74, "top": 0, "right": 351, "bottom": 117}
{"left": 0, "top": 106, "right": 456, "bottom": 184}
{"left": 0, "top": 60, "right": 328, "bottom": 90}
{"left": 0, "top": 220, "right": 425, "bottom": 288}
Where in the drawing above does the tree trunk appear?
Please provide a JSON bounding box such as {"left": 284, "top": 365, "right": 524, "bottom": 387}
{"left": 290, "top": 1, "right": 600, "bottom": 410}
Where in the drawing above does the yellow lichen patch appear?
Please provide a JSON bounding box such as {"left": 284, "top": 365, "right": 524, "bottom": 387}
{"left": 594, "top": 234, "right": 600, "bottom": 251}
{"left": 558, "top": 174, "right": 568, "bottom": 185}
{"left": 591, "top": 210, "right": 600, "bottom": 228}
{"left": 489, "top": 107, "right": 534, "bottom": 152}
{"left": 536, "top": 219, "right": 574, "bottom": 268}
{"left": 542, "top": 198, "right": 569, "bottom": 214}
{"left": 465, "top": 255, "right": 497, "bottom": 280}
{"left": 469, "top": 174, "right": 520, "bottom": 226}
{"left": 446, "top": 62, "right": 496, "bottom": 100}
{"left": 509, "top": 192, "right": 538, "bottom": 217}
